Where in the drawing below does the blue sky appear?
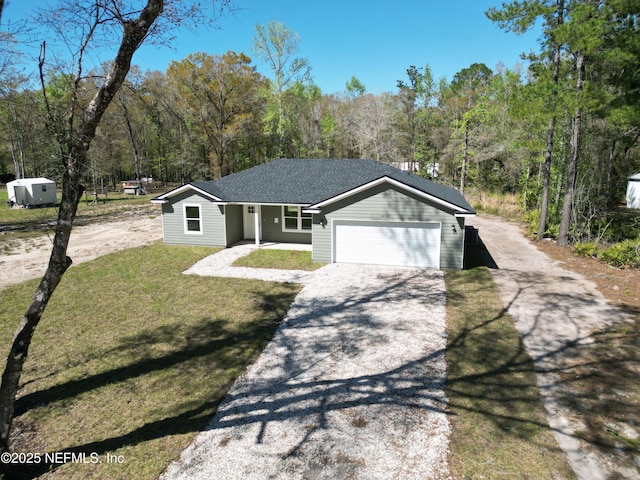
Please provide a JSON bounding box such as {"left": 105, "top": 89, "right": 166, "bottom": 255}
{"left": 3, "top": 0, "right": 542, "bottom": 94}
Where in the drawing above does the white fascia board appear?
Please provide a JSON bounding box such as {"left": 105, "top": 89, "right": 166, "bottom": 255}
{"left": 227, "top": 202, "right": 310, "bottom": 207}
{"left": 455, "top": 212, "right": 476, "bottom": 218}
{"left": 310, "top": 176, "right": 471, "bottom": 213}
{"left": 155, "top": 184, "right": 224, "bottom": 202}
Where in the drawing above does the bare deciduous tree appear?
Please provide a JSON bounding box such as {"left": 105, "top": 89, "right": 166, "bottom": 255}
{"left": 0, "top": 0, "right": 231, "bottom": 460}
{"left": 345, "top": 92, "right": 403, "bottom": 163}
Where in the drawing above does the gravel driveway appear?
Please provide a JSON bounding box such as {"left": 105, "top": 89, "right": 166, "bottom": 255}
{"left": 162, "top": 247, "right": 451, "bottom": 479}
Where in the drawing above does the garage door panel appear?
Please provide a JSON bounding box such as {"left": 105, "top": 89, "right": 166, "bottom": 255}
{"left": 334, "top": 221, "right": 441, "bottom": 268}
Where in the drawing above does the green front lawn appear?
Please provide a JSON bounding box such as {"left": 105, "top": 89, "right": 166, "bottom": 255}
{"left": 232, "top": 248, "right": 325, "bottom": 271}
{"left": 0, "top": 243, "right": 300, "bottom": 479}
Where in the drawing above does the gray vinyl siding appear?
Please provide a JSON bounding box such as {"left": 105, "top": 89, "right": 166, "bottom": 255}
{"left": 312, "top": 183, "right": 464, "bottom": 269}
{"left": 225, "top": 204, "right": 243, "bottom": 246}
{"left": 161, "top": 190, "right": 226, "bottom": 246}
{"left": 260, "top": 205, "right": 312, "bottom": 244}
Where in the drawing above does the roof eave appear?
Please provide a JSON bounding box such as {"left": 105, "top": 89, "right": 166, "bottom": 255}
{"left": 152, "top": 183, "right": 225, "bottom": 202}
{"left": 302, "top": 207, "right": 322, "bottom": 214}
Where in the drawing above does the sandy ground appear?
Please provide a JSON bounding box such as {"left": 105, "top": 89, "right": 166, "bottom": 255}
{"left": 0, "top": 215, "right": 163, "bottom": 290}
{"left": 469, "top": 215, "right": 637, "bottom": 480}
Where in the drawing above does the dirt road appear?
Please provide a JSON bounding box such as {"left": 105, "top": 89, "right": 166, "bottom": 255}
{"left": 0, "top": 214, "right": 163, "bottom": 290}
{"left": 469, "top": 215, "right": 637, "bottom": 480}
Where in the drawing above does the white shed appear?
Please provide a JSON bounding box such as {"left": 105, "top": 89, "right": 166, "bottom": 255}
{"left": 7, "top": 178, "right": 57, "bottom": 207}
{"left": 627, "top": 173, "right": 640, "bottom": 209}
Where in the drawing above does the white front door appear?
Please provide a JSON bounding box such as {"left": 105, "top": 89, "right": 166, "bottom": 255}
{"left": 243, "top": 205, "right": 261, "bottom": 240}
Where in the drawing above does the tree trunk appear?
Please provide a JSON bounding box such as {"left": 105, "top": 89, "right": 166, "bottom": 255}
{"left": 120, "top": 101, "right": 143, "bottom": 180}
{"left": 460, "top": 124, "right": 468, "bottom": 194}
{"left": 538, "top": 60, "right": 560, "bottom": 237}
{"left": 537, "top": 0, "right": 564, "bottom": 240}
{"left": 558, "top": 51, "right": 585, "bottom": 246}
{"left": 537, "top": 115, "right": 556, "bottom": 239}
{"left": 0, "top": 0, "right": 164, "bottom": 458}
{"left": 603, "top": 138, "right": 615, "bottom": 207}
{"left": 0, "top": 168, "right": 81, "bottom": 453}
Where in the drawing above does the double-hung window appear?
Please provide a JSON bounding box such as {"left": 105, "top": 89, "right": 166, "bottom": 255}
{"left": 184, "top": 204, "right": 203, "bottom": 234}
{"left": 282, "top": 206, "right": 312, "bottom": 232}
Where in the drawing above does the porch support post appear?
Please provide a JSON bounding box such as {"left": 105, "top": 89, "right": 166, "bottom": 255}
{"left": 254, "top": 205, "right": 260, "bottom": 248}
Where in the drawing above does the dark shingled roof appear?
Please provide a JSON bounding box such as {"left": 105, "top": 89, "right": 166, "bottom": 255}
{"left": 181, "top": 159, "right": 474, "bottom": 213}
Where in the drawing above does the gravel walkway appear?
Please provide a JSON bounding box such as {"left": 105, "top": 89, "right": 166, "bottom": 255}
{"left": 162, "top": 247, "right": 451, "bottom": 479}
{"left": 183, "top": 244, "right": 316, "bottom": 284}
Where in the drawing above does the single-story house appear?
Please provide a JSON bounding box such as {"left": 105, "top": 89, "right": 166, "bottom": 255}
{"left": 151, "top": 159, "right": 475, "bottom": 269}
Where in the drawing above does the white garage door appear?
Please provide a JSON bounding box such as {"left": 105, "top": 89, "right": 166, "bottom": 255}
{"left": 333, "top": 221, "right": 441, "bottom": 268}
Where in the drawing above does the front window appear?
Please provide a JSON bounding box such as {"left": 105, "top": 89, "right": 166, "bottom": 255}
{"left": 282, "top": 206, "right": 312, "bottom": 232}
{"left": 184, "top": 204, "right": 203, "bottom": 234}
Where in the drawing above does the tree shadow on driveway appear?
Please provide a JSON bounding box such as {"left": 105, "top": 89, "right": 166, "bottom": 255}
{"left": 162, "top": 266, "right": 452, "bottom": 479}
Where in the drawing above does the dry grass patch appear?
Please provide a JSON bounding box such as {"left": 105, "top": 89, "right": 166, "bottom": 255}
{"left": 0, "top": 243, "right": 300, "bottom": 479}
{"left": 445, "top": 266, "right": 575, "bottom": 479}
{"left": 465, "top": 189, "right": 523, "bottom": 221}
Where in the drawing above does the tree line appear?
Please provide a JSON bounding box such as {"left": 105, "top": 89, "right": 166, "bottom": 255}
{"left": 3, "top": 5, "right": 640, "bottom": 247}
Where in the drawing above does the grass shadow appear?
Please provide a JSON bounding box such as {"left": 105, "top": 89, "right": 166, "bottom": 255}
{"left": 8, "top": 288, "right": 297, "bottom": 479}
{"left": 5, "top": 401, "right": 221, "bottom": 480}
{"left": 445, "top": 266, "right": 576, "bottom": 478}
{"left": 11, "top": 268, "right": 449, "bottom": 479}
{"left": 15, "top": 318, "right": 261, "bottom": 415}
{"left": 552, "top": 315, "right": 640, "bottom": 469}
